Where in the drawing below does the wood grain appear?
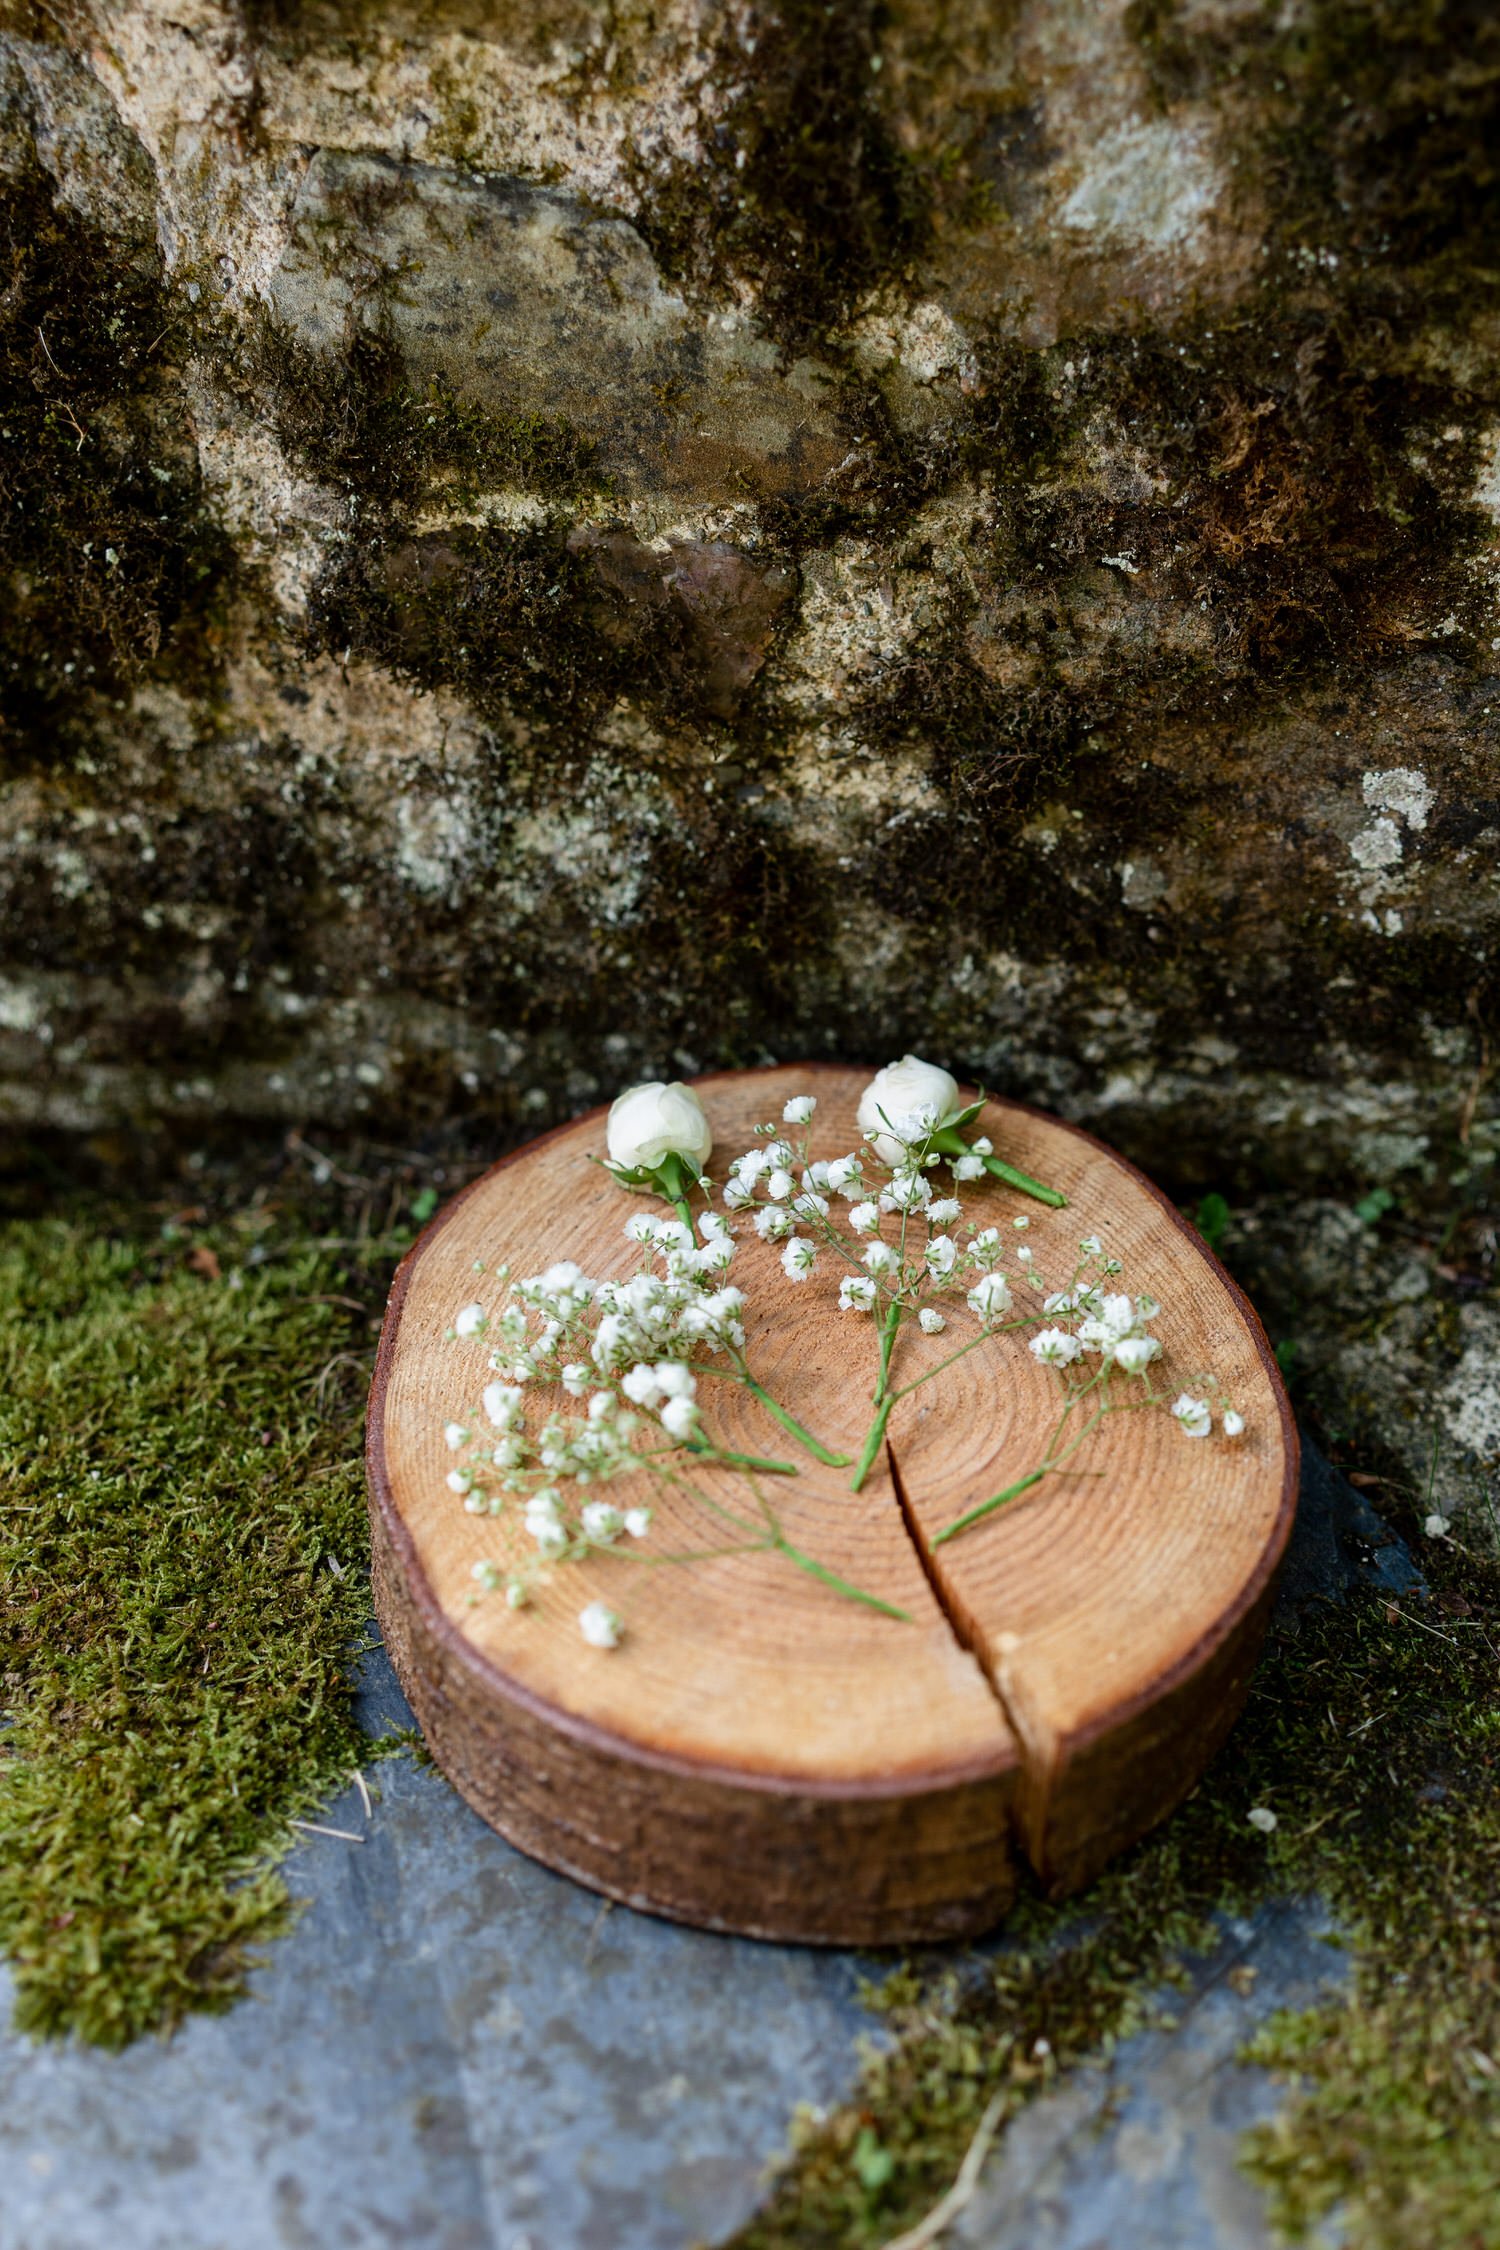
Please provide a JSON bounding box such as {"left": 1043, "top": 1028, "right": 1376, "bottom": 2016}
{"left": 368, "top": 1065, "right": 1297, "bottom": 1942}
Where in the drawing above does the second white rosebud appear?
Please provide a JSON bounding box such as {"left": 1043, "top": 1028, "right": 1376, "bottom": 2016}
{"left": 606, "top": 1080, "right": 713, "bottom": 1173}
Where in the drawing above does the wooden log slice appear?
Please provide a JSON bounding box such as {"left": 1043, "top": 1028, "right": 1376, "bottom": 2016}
{"left": 367, "top": 1065, "right": 1296, "bottom": 1945}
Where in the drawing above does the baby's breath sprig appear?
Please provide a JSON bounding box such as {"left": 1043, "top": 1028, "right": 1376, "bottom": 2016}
{"left": 856, "top": 1057, "right": 1066, "bottom": 1209}
{"left": 442, "top": 1210, "right": 897, "bottom": 1645}
{"left": 718, "top": 1073, "right": 1248, "bottom": 1525}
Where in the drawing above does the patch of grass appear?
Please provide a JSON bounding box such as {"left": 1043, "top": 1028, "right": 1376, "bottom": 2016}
{"left": 728, "top": 1521, "right": 1500, "bottom": 2249}
{"left": 0, "top": 1199, "right": 411, "bottom": 2045}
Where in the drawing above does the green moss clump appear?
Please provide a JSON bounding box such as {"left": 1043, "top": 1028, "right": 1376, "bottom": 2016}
{"left": 634, "top": 0, "right": 929, "bottom": 350}
{"left": 0, "top": 169, "right": 236, "bottom": 775}
{"left": 729, "top": 1527, "right": 1500, "bottom": 2249}
{"left": 0, "top": 1200, "right": 412, "bottom": 2045}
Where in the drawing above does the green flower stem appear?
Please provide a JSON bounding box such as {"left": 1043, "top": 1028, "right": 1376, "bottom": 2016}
{"left": 981, "top": 1153, "right": 1068, "bottom": 1209}
{"left": 933, "top": 1467, "right": 1048, "bottom": 1545}
{"left": 729, "top": 1373, "right": 853, "bottom": 1469}
{"left": 653, "top": 1152, "right": 696, "bottom": 1229}
{"left": 873, "top": 1294, "right": 902, "bottom": 1405}
{"left": 687, "top": 1438, "right": 798, "bottom": 1477}
{"left": 849, "top": 1397, "right": 892, "bottom": 1493}
{"left": 775, "top": 1537, "right": 912, "bottom": 1622}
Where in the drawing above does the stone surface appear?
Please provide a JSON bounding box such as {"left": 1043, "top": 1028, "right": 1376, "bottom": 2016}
{"left": 0, "top": 0, "right": 1492, "bottom": 1210}
{"left": 0, "top": 1433, "right": 1409, "bottom": 2250}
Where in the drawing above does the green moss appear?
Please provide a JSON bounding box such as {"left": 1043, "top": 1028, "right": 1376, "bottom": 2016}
{"left": 729, "top": 1516, "right": 1500, "bottom": 2248}
{"left": 0, "top": 168, "right": 237, "bottom": 775}
{"left": 0, "top": 1196, "right": 415, "bottom": 2045}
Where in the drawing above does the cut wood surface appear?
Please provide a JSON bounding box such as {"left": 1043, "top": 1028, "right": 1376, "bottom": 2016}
{"left": 368, "top": 1065, "right": 1297, "bottom": 1944}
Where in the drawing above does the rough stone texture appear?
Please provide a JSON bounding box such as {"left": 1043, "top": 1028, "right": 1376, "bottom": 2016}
{"left": 0, "top": 0, "right": 1496, "bottom": 1209}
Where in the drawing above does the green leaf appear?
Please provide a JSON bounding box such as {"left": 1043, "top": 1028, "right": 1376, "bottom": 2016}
{"left": 1353, "top": 1186, "right": 1395, "bottom": 1227}
{"left": 410, "top": 1186, "right": 439, "bottom": 1224}
{"left": 1195, "top": 1192, "right": 1230, "bottom": 1249}
{"left": 852, "top": 2127, "right": 895, "bottom": 2192}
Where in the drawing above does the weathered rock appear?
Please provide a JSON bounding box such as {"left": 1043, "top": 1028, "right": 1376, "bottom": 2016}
{"left": 0, "top": 0, "right": 1495, "bottom": 1230}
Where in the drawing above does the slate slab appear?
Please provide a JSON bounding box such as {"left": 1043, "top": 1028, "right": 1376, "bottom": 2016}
{"left": 0, "top": 1436, "right": 1413, "bottom": 2250}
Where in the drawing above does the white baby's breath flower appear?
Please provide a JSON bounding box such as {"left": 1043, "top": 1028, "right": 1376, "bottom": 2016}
{"left": 723, "top": 1177, "right": 754, "bottom": 1210}
{"left": 444, "top": 1421, "right": 467, "bottom": 1450}
{"left": 848, "top": 1200, "right": 880, "bottom": 1235}
{"left": 483, "top": 1380, "right": 525, "bottom": 1429}
{"left": 1172, "top": 1393, "right": 1212, "bottom": 1438}
{"left": 972, "top": 1136, "right": 993, "bottom": 1155}
{"left": 1079, "top": 1235, "right": 1103, "bottom": 1256}
{"left": 1112, "top": 1335, "right": 1160, "bottom": 1376}
{"left": 659, "top": 1394, "right": 700, "bottom": 1441}
{"left": 491, "top": 1435, "right": 524, "bottom": 1469}
{"left": 970, "top": 1228, "right": 1001, "bottom": 1268}
{"left": 1424, "top": 1512, "right": 1450, "bottom": 1539}
{"left": 782, "top": 1094, "right": 817, "bottom": 1125}
{"left": 826, "top": 1156, "right": 863, "bottom": 1193}
{"left": 454, "top": 1300, "right": 488, "bottom": 1338}
{"left": 446, "top": 1468, "right": 473, "bottom": 1494}
{"left": 562, "top": 1363, "right": 591, "bottom": 1397}
{"left": 699, "top": 1210, "right": 732, "bottom": 1241}
{"left": 968, "top": 1271, "right": 1013, "bottom": 1324}
{"left": 582, "top": 1502, "right": 624, "bottom": 1544}
{"left": 755, "top": 1203, "right": 796, "bottom": 1241}
{"left": 505, "top": 1581, "right": 529, "bottom": 1609}
{"left": 781, "top": 1236, "right": 817, "bottom": 1280}
{"left": 606, "top": 1081, "right": 712, "bottom": 1171}
{"left": 579, "top": 1601, "right": 622, "bottom": 1650}
{"left": 655, "top": 1362, "right": 695, "bottom": 1398}
{"left": 766, "top": 1167, "right": 795, "bottom": 1202}
{"left": 927, "top": 1197, "right": 962, "bottom": 1224}
{"left": 918, "top": 1307, "right": 946, "bottom": 1334}
{"left": 952, "top": 1153, "right": 986, "bottom": 1183}
{"left": 1016, "top": 1246, "right": 1034, "bottom": 1266}
{"left": 839, "top": 1275, "right": 878, "bottom": 1312}
{"left": 857, "top": 1056, "right": 960, "bottom": 1163}
{"left": 1031, "top": 1327, "right": 1082, "bottom": 1366}
{"left": 1222, "top": 1407, "right": 1245, "bottom": 1438}
{"left": 470, "top": 1559, "right": 501, "bottom": 1590}
{"left": 1247, "top": 1806, "right": 1277, "bottom": 1834}
{"left": 883, "top": 1170, "right": 933, "bottom": 1213}
{"left": 864, "top": 1241, "right": 900, "bottom": 1277}
{"left": 621, "top": 1362, "right": 660, "bottom": 1407}
{"left": 925, "top": 1235, "right": 958, "bottom": 1278}
{"left": 624, "top": 1213, "right": 659, "bottom": 1244}
{"left": 791, "top": 1190, "right": 829, "bottom": 1221}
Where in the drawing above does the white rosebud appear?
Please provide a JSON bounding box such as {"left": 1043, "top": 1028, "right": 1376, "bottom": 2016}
{"left": 1222, "top": 1407, "right": 1245, "bottom": 1438}
{"left": 444, "top": 1421, "right": 467, "bottom": 1451}
{"left": 606, "top": 1081, "right": 712, "bottom": 1172}
{"left": 1247, "top": 1806, "right": 1277, "bottom": 1834}
{"left": 848, "top": 1200, "right": 880, "bottom": 1235}
{"left": 1113, "top": 1336, "right": 1160, "bottom": 1376}
{"left": 782, "top": 1095, "right": 817, "bottom": 1124}
{"left": 579, "top": 1601, "right": 622, "bottom": 1649}
{"left": 1030, "top": 1327, "right": 1082, "bottom": 1367}
{"left": 454, "top": 1301, "right": 487, "bottom": 1338}
{"left": 918, "top": 1308, "right": 946, "bottom": 1334}
{"left": 624, "top": 1507, "right": 652, "bottom": 1538}
{"left": 857, "top": 1056, "right": 961, "bottom": 1164}
{"left": 1171, "top": 1393, "right": 1213, "bottom": 1438}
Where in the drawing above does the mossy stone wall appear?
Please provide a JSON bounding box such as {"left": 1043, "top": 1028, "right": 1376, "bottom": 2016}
{"left": 0, "top": 0, "right": 1496, "bottom": 1206}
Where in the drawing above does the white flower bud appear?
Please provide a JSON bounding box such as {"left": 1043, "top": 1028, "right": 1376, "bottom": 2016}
{"left": 782, "top": 1095, "right": 817, "bottom": 1124}
{"left": 856, "top": 1056, "right": 961, "bottom": 1164}
{"left": 579, "top": 1601, "right": 622, "bottom": 1649}
{"left": 606, "top": 1081, "right": 712, "bottom": 1172}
